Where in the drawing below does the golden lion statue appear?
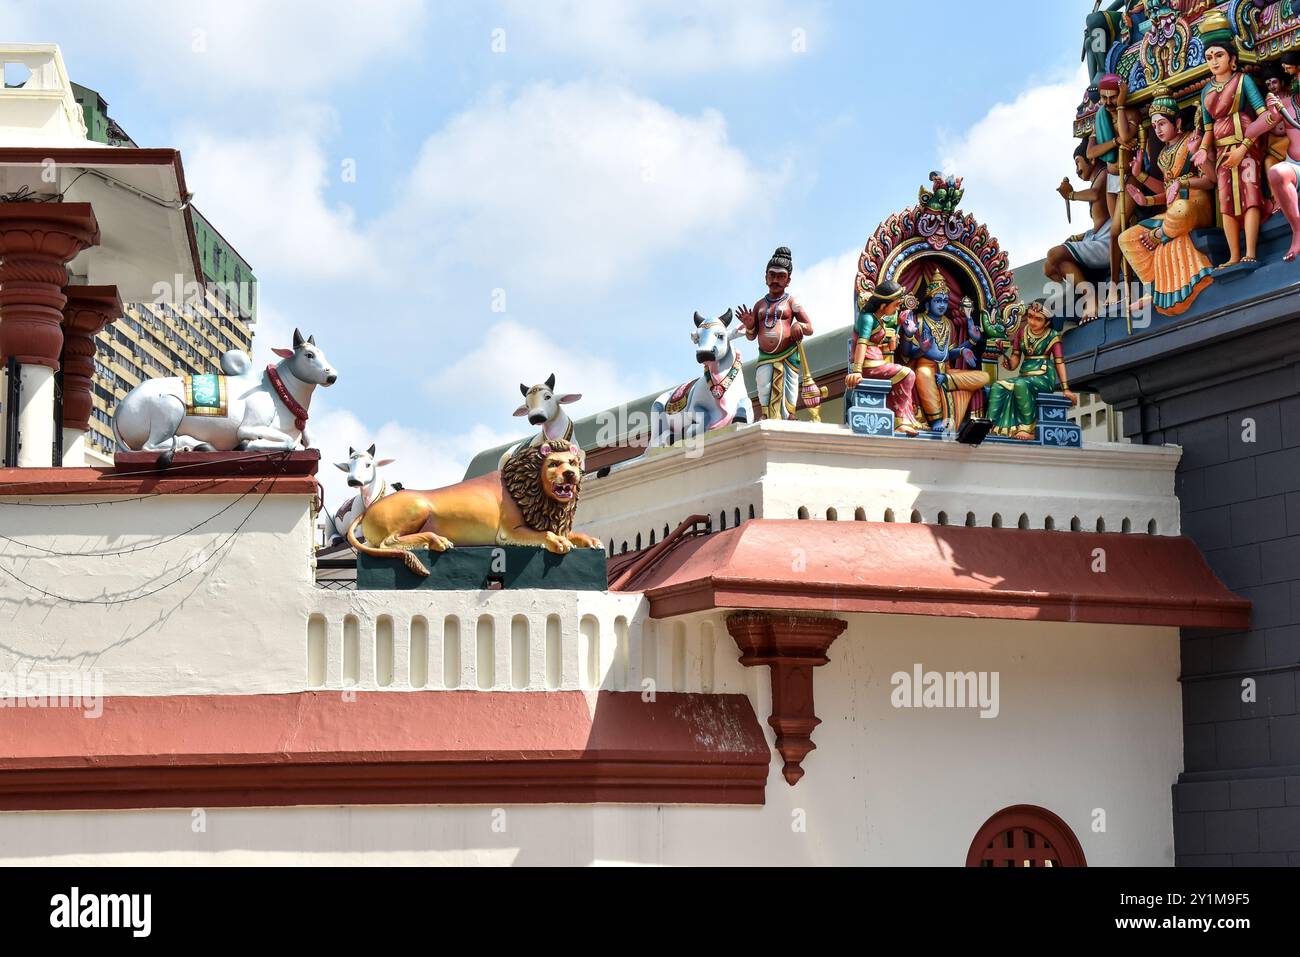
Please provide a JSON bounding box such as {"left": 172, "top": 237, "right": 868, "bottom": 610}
{"left": 347, "top": 439, "right": 603, "bottom": 576}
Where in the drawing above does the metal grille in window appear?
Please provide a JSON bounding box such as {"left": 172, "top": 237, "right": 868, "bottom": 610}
{"left": 966, "top": 805, "right": 1086, "bottom": 868}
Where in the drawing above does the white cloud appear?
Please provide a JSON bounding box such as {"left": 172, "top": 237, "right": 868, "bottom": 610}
{"left": 791, "top": 248, "right": 861, "bottom": 336}
{"left": 179, "top": 123, "right": 382, "bottom": 282}
{"left": 45, "top": 0, "right": 428, "bottom": 98}
{"left": 431, "top": 318, "right": 666, "bottom": 423}
{"left": 937, "top": 65, "right": 1089, "bottom": 268}
{"left": 501, "top": 0, "right": 823, "bottom": 73}
{"left": 396, "top": 81, "right": 781, "bottom": 288}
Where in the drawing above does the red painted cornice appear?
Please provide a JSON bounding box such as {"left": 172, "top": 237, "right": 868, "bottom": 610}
{"left": 0, "top": 691, "right": 771, "bottom": 810}
{"left": 0, "top": 468, "right": 318, "bottom": 497}
{"left": 0, "top": 451, "right": 322, "bottom": 495}
{"left": 618, "top": 520, "right": 1252, "bottom": 630}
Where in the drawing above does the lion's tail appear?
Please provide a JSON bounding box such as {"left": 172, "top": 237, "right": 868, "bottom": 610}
{"left": 345, "top": 509, "right": 430, "bottom": 577}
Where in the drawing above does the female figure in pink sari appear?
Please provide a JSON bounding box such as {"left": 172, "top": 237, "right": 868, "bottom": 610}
{"left": 1192, "top": 17, "right": 1269, "bottom": 266}
{"left": 845, "top": 280, "right": 923, "bottom": 436}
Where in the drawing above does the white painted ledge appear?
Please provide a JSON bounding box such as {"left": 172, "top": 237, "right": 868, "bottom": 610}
{"left": 578, "top": 419, "right": 1183, "bottom": 556}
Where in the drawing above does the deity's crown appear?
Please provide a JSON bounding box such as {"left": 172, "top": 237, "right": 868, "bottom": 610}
{"left": 1198, "top": 11, "right": 1234, "bottom": 51}
{"left": 925, "top": 267, "right": 950, "bottom": 298}
{"left": 1148, "top": 85, "right": 1179, "bottom": 119}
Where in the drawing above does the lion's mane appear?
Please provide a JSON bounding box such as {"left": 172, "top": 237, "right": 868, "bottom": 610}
{"left": 501, "top": 439, "right": 581, "bottom": 537}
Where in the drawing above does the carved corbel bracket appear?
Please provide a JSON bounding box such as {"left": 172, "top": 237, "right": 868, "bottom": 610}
{"left": 725, "top": 612, "right": 847, "bottom": 786}
{"left": 0, "top": 203, "right": 100, "bottom": 369}
{"left": 61, "top": 285, "right": 122, "bottom": 432}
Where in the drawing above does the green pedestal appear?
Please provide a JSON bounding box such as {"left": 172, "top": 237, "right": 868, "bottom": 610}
{"left": 356, "top": 546, "right": 608, "bottom": 591}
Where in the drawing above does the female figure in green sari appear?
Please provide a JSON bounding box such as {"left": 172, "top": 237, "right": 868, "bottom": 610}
{"left": 988, "top": 301, "right": 1078, "bottom": 441}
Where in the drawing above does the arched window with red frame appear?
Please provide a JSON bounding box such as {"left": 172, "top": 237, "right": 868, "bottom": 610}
{"left": 966, "top": 805, "right": 1087, "bottom": 868}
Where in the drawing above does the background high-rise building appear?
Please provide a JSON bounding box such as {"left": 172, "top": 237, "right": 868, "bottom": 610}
{"left": 71, "top": 82, "right": 256, "bottom": 465}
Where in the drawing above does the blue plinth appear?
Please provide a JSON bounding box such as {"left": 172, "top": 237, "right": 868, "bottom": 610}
{"left": 1035, "top": 394, "right": 1082, "bottom": 448}
{"left": 843, "top": 377, "right": 1080, "bottom": 447}
{"left": 846, "top": 380, "right": 896, "bottom": 436}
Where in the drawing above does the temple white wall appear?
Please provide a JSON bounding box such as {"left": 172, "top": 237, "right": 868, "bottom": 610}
{"left": 0, "top": 490, "right": 644, "bottom": 695}
{"left": 0, "top": 492, "right": 317, "bottom": 695}
{"left": 579, "top": 419, "right": 1182, "bottom": 556}
{"left": 0, "top": 439, "right": 1184, "bottom": 865}
{"left": 0, "top": 613, "right": 1182, "bottom": 867}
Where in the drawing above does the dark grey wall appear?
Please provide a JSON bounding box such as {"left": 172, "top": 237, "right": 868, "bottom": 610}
{"left": 1069, "top": 300, "right": 1300, "bottom": 866}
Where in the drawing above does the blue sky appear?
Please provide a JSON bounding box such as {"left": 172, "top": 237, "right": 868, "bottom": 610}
{"left": 6, "top": 0, "right": 1088, "bottom": 501}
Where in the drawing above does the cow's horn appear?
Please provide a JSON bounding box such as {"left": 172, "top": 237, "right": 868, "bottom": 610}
{"left": 293, "top": 328, "right": 305, "bottom": 349}
{"left": 367, "top": 444, "right": 376, "bottom": 457}
{"left": 308, "top": 334, "right": 316, "bottom": 345}
{"left": 693, "top": 311, "right": 707, "bottom": 328}
{"left": 519, "top": 383, "right": 529, "bottom": 397}
{"left": 546, "top": 373, "right": 556, "bottom": 390}
{"left": 348, "top": 446, "right": 355, "bottom": 455}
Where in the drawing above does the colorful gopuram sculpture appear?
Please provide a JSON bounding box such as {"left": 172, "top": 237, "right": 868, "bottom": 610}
{"left": 897, "top": 269, "right": 992, "bottom": 433}
{"left": 1088, "top": 74, "right": 1144, "bottom": 285}
{"left": 1263, "top": 53, "right": 1300, "bottom": 259}
{"left": 1051, "top": 141, "right": 1114, "bottom": 320}
{"left": 737, "top": 247, "right": 825, "bottom": 422}
{"left": 1117, "top": 85, "right": 1217, "bottom": 315}
{"left": 845, "top": 281, "right": 922, "bottom": 436}
{"left": 988, "top": 301, "right": 1078, "bottom": 441}
{"left": 1064, "top": 1, "right": 1300, "bottom": 321}
{"left": 1084, "top": 3, "right": 1145, "bottom": 85}
{"left": 1258, "top": 55, "right": 1299, "bottom": 175}
{"left": 1194, "top": 13, "right": 1270, "bottom": 266}
{"left": 850, "top": 175, "right": 1081, "bottom": 446}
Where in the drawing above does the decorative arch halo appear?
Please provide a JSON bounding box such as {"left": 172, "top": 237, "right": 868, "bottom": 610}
{"left": 854, "top": 175, "right": 1021, "bottom": 331}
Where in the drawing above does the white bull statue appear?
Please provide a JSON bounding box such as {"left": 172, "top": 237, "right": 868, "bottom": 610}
{"left": 650, "top": 309, "right": 749, "bottom": 447}
{"left": 325, "top": 444, "right": 398, "bottom": 545}
{"left": 497, "top": 374, "right": 581, "bottom": 470}
{"left": 114, "top": 328, "right": 338, "bottom": 466}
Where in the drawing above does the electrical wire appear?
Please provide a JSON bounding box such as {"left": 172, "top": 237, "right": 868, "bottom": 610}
{"left": 0, "top": 480, "right": 263, "bottom": 556}
{"left": 62, "top": 167, "right": 188, "bottom": 209}
{"left": 0, "top": 455, "right": 289, "bottom": 604}
{"left": 0, "top": 169, "right": 94, "bottom": 204}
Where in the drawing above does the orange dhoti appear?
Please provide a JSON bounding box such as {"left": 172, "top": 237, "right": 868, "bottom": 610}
{"left": 913, "top": 358, "right": 991, "bottom": 431}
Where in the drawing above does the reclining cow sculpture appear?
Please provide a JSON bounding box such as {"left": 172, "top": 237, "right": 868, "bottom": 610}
{"left": 325, "top": 444, "right": 398, "bottom": 545}
{"left": 498, "top": 374, "right": 581, "bottom": 470}
{"left": 114, "top": 328, "right": 337, "bottom": 465}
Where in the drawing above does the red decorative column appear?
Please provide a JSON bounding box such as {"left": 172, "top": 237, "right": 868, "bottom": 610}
{"left": 0, "top": 203, "right": 100, "bottom": 467}
{"left": 60, "top": 285, "right": 122, "bottom": 465}
{"left": 726, "top": 612, "right": 847, "bottom": 786}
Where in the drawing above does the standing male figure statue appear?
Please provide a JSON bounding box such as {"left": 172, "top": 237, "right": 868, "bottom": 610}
{"left": 737, "top": 246, "right": 817, "bottom": 421}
